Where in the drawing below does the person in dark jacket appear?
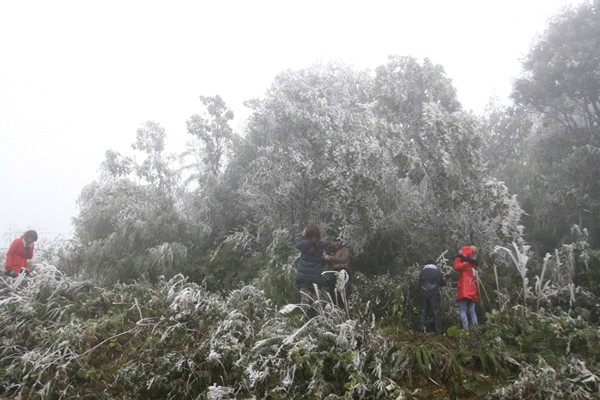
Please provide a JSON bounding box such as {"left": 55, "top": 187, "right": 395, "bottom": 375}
{"left": 5, "top": 229, "right": 38, "bottom": 277}
{"left": 295, "top": 225, "right": 326, "bottom": 302}
{"left": 418, "top": 259, "right": 447, "bottom": 333}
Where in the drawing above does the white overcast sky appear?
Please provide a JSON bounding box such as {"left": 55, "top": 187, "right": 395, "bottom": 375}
{"left": 0, "top": 0, "right": 581, "bottom": 243}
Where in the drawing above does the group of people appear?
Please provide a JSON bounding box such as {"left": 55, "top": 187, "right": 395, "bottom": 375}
{"left": 295, "top": 225, "right": 480, "bottom": 333}
{"left": 418, "top": 245, "right": 479, "bottom": 333}
{"left": 7, "top": 226, "right": 479, "bottom": 333}
{"left": 4, "top": 230, "right": 38, "bottom": 277}
{"left": 295, "top": 225, "right": 350, "bottom": 308}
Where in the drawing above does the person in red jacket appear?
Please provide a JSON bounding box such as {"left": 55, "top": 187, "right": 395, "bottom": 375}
{"left": 454, "top": 245, "right": 479, "bottom": 331}
{"left": 5, "top": 229, "right": 38, "bottom": 277}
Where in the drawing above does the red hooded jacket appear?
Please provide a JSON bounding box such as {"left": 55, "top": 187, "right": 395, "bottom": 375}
{"left": 5, "top": 238, "right": 35, "bottom": 274}
{"left": 453, "top": 245, "right": 479, "bottom": 302}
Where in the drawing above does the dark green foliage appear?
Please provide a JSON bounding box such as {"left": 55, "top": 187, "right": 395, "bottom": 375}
{"left": 256, "top": 262, "right": 301, "bottom": 307}
{"left": 574, "top": 251, "right": 600, "bottom": 301}
{"left": 183, "top": 243, "right": 264, "bottom": 290}
{"left": 485, "top": 306, "right": 600, "bottom": 364}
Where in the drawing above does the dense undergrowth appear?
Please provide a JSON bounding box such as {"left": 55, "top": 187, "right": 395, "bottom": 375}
{"left": 0, "top": 263, "right": 598, "bottom": 399}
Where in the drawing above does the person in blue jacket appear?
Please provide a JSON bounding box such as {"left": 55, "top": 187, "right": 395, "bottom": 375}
{"left": 295, "top": 225, "right": 326, "bottom": 302}
{"left": 418, "top": 259, "right": 447, "bottom": 333}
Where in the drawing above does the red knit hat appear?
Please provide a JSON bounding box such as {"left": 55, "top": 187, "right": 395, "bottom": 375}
{"left": 460, "top": 245, "right": 475, "bottom": 258}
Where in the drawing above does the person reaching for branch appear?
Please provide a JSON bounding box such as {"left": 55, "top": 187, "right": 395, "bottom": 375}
{"left": 454, "top": 245, "right": 479, "bottom": 332}
{"left": 295, "top": 225, "right": 326, "bottom": 303}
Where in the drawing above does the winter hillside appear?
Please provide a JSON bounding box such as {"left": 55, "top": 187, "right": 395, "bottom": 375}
{"left": 2, "top": 1, "right": 600, "bottom": 398}
{"left": 0, "top": 261, "right": 598, "bottom": 399}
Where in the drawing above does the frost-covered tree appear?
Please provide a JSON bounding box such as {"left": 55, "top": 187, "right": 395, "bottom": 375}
{"left": 228, "top": 63, "right": 396, "bottom": 254}
{"left": 220, "top": 58, "right": 522, "bottom": 269}
{"left": 131, "top": 121, "right": 177, "bottom": 191}
{"left": 511, "top": 1, "right": 600, "bottom": 248}
{"left": 73, "top": 122, "right": 188, "bottom": 285}
{"left": 373, "top": 55, "right": 461, "bottom": 139}
{"left": 479, "top": 101, "right": 534, "bottom": 191}
{"left": 407, "top": 104, "right": 522, "bottom": 254}
{"left": 181, "top": 96, "right": 240, "bottom": 242}
{"left": 513, "top": 1, "right": 600, "bottom": 131}
{"left": 184, "top": 95, "right": 236, "bottom": 179}
{"left": 372, "top": 56, "right": 522, "bottom": 259}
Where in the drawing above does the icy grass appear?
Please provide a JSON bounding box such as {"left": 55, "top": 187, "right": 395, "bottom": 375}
{"left": 0, "top": 264, "right": 598, "bottom": 399}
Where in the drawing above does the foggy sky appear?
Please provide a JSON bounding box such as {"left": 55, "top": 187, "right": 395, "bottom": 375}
{"left": 0, "top": 0, "right": 582, "bottom": 244}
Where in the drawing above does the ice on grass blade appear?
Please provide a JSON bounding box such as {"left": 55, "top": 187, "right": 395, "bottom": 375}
{"left": 371, "top": 312, "right": 376, "bottom": 329}
{"left": 30, "top": 261, "right": 65, "bottom": 278}
{"left": 322, "top": 269, "right": 349, "bottom": 290}
{"left": 279, "top": 304, "right": 302, "bottom": 314}
{"left": 371, "top": 356, "right": 383, "bottom": 380}
{"left": 322, "top": 269, "right": 350, "bottom": 311}
{"left": 207, "top": 350, "right": 222, "bottom": 363}
{"left": 169, "top": 287, "right": 202, "bottom": 312}
{"left": 280, "top": 318, "right": 317, "bottom": 347}
{"left": 281, "top": 364, "right": 297, "bottom": 388}
{"left": 206, "top": 383, "right": 236, "bottom": 400}
{"left": 206, "top": 349, "right": 228, "bottom": 382}
{"left": 165, "top": 273, "right": 189, "bottom": 299}
{"left": 494, "top": 241, "right": 531, "bottom": 305}
{"left": 336, "top": 319, "right": 357, "bottom": 347}
{"left": 246, "top": 365, "right": 269, "bottom": 389}
{"left": 9, "top": 270, "right": 27, "bottom": 289}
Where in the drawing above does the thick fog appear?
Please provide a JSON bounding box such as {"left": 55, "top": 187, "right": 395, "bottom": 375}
{"left": 0, "top": 0, "right": 580, "bottom": 242}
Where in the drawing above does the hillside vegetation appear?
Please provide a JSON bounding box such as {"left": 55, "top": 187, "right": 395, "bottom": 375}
{"left": 3, "top": 1, "right": 600, "bottom": 398}
{"left": 1, "top": 251, "right": 599, "bottom": 399}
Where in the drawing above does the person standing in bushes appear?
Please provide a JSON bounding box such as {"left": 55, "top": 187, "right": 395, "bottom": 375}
{"left": 454, "top": 245, "right": 479, "bottom": 331}
{"left": 323, "top": 237, "right": 351, "bottom": 308}
{"left": 418, "top": 259, "right": 447, "bottom": 333}
{"left": 295, "top": 225, "right": 326, "bottom": 303}
{"left": 4, "top": 229, "right": 38, "bottom": 277}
